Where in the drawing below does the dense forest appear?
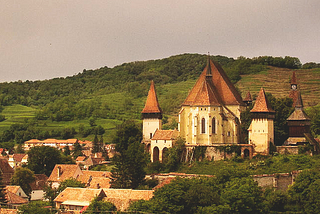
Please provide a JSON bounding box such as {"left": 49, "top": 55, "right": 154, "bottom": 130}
{"left": 0, "top": 53, "right": 319, "bottom": 149}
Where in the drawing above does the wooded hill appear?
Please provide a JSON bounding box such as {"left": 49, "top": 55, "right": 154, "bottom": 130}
{"left": 0, "top": 53, "right": 319, "bottom": 147}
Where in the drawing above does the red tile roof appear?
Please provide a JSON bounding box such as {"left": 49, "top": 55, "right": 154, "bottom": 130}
{"left": 13, "top": 154, "right": 27, "bottom": 162}
{"left": 183, "top": 59, "right": 244, "bottom": 106}
{"left": 6, "top": 191, "right": 28, "bottom": 205}
{"left": 243, "top": 91, "right": 252, "bottom": 102}
{"left": 48, "top": 164, "right": 82, "bottom": 182}
{"left": 152, "top": 129, "right": 179, "bottom": 140}
{"left": 251, "top": 88, "right": 275, "bottom": 113}
{"left": 141, "top": 80, "right": 162, "bottom": 114}
{"left": 291, "top": 71, "right": 297, "bottom": 85}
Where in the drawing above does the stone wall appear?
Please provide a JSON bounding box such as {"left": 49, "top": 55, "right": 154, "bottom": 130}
{"left": 277, "top": 146, "right": 299, "bottom": 155}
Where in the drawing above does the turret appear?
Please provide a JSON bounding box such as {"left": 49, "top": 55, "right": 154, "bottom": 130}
{"left": 142, "top": 80, "right": 162, "bottom": 141}
{"left": 248, "top": 88, "right": 275, "bottom": 155}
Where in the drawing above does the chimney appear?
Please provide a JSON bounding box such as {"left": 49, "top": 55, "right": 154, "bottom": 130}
{"left": 57, "top": 166, "right": 62, "bottom": 179}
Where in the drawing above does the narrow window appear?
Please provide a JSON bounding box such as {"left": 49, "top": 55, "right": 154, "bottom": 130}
{"left": 201, "top": 118, "right": 206, "bottom": 134}
{"left": 212, "top": 117, "right": 216, "bottom": 134}
{"left": 150, "top": 133, "right": 152, "bottom": 139}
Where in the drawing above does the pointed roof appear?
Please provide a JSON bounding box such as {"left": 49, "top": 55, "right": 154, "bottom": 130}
{"left": 183, "top": 58, "right": 244, "bottom": 106}
{"left": 287, "top": 91, "right": 310, "bottom": 121}
{"left": 243, "top": 91, "right": 252, "bottom": 102}
{"left": 141, "top": 80, "right": 162, "bottom": 114}
{"left": 251, "top": 88, "right": 275, "bottom": 113}
{"left": 291, "top": 71, "right": 297, "bottom": 85}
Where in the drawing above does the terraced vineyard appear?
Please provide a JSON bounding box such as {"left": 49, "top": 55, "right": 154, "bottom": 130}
{"left": 236, "top": 67, "right": 320, "bottom": 107}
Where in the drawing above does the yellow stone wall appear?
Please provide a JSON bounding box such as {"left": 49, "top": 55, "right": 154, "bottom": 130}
{"left": 143, "top": 118, "right": 162, "bottom": 141}
{"left": 248, "top": 118, "right": 274, "bottom": 154}
{"left": 179, "top": 105, "right": 242, "bottom": 145}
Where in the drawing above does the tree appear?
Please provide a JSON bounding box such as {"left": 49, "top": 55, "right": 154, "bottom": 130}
{"left": 63, "top": 145, "right": 71, "bottom": 156}
{"left": 72, "top": 142, "right": 83, "bottom": 158}
{"left": 110, "top": 120, "right": 148, "bottom": 189}
{"left": 27, "top": 146, "right": 62, "bottom": 176}
{"left": 92, "top": 134, "right": 100, "bottom": 153}
{"left": 220, "top": 177, "right": 265, "bottom": 214}
{"left": 18, "top": 201, "right": 51, "bottom": 214}
{"left": 11, "top": 167, "right": 36, "bottom": 197}
{"left": 84, "top": 197, "right": 117, "bottom": 214}
{"left": 287, "top": 169, "right": 320, "bottom": 213}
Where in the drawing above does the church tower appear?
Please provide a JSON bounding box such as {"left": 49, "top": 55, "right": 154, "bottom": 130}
{"left": 248, "top": 88, "right": 275, "bottom": 155}
{"left": 141, "top": 80, "right": 162, "bottom": 142}
{"left": 179, "top": 56, "right": 245, "bottom": 145}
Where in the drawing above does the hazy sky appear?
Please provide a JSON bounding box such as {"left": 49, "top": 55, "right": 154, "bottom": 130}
{"left": 1, "top": 0, "right": 319, "bottom": 83}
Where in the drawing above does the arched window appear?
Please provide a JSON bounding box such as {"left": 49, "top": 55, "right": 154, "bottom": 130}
{"left": 153, "top": 147, "right": 159, "bottom": 162}
{"left": 201, "top": 118, "right": 206, "bottom": 134}
{"left": 212, "top": 117, "right": 216, "bottom": 134}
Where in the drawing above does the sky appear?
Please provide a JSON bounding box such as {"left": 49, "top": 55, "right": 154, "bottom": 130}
{"left": 0, "top": 0, "right": 319, "bottom": 83}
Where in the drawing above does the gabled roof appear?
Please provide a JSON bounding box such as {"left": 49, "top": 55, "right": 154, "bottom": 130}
{"left": 6, "top": 191, "right": 28, "bottom": 205}
{"left": 287, "top": 92, "right": 310, "bottom": 121}
{"left": 30, "top": 174, "right": 48, "bottom": 190}
{"left": 183, "top": 58, "right": 244, "bottom": 106}
{"left": 54, "top": 187, "right": 105, "bottom": 204}
{"left": 77, "top": 171, "right": 111, "bottom": 189}
{"left": 5, "top": 186, "right": 21, "bottom": 195}
{"left": 0, "top": 158, "right": 14, "bottom": 174}
{"left": 13, "top": 154, "right": 27, "bottom": 162}
{"left": 48, "top": 164, "right": 82, "bottom": 182}
{"left": 103, "top": 189, "right": 154, "bottom": 211}
{"left": 251, "top": 88, "right": 275, "bottom": 113}
{"left": 152, "top": 129, "right": 179, "bottom": 140}
{"left": 141, "top": 80, "right": 162, "bottom": 114}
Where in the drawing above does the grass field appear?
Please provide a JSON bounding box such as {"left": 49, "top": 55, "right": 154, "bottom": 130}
{"left": 236, "top": 67, "right": 320, "bottom": 107}
{"left": 0, "top": 68, "right": 318, "bottom": 143}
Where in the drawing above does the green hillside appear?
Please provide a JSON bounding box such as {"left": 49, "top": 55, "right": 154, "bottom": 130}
{"left": 236, "top": 67, "right": 320, "bottom": 107}
{"left": 0, "top": 53, "right": 319, "bottom": 148}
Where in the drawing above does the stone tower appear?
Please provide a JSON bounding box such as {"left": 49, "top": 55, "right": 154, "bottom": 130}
{"left": 179, "top": 56, "right": 245, "bottom": 145}
{"left": 248, "top": 88, "right": 275, "bottom": 155}
{"left": 141, "top": 80, "right": 162, "bottom": 142}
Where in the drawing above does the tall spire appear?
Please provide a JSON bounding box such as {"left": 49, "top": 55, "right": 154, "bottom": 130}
{"left": 291, "top": 71, "right": 297, "bottom": 85}
{"left": 206, "top": 53, "right": 212, "bottom": 77}
{"left": 141, "top": 80, "right": 162, "bottom": 114}
{"left": 251, "top": 88, "right": 275, "bottom": 113}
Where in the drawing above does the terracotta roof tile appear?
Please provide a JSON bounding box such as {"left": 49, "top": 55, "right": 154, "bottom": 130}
{"left": 76, "top": 156, "right": 86, "bottom": 162}
{"left": 291, "top": 71, "right": 297, "bottom": 85}
{"left": 289, "top": 90, "right": 299, "bottom": 107}
{"left": 48, "top": 164, "right": 82, "bottom": 182}
{"left": 6, "top": 191, "right": 28, "bottom": 205}
{"left": 141, "top": 80, "right": 162, "bottom": 114}
{"left": 5, "top": 186, "right": 20, "bottom": 195}
{"left": 153, "top": 177, "right": 175, "bottom": 190}
{"left": 251, "top": 88, "right": 275, "bottom": 113}
{"left": 183, "top": 59, "right": 244, "bottom": 106}
{"left": 152, "top": 129, "right": 179, "bottom": 140}
{"left": 77, "top": 171, "right": 111, "bottom": 189}
{"left": 30, "top": 174, "right": 48, "bottom": 190}
{"left": 103, "top": 189, "right": 154, "bottom": 211}
{"left": 54, "top": 187, "right": 105, "bottom": 204}
{"left": 243, "top": 91, "right": 252, "bottom": 102}
{"left": 13, "top": 154, "right": 27, "bottom": 162}
{"left": 0, "top": 158, "right": 14, "bottom": 174}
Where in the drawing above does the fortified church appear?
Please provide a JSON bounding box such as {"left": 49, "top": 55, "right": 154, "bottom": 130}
{"left": 141, "top": 56, "right": 318, "bottom": 162}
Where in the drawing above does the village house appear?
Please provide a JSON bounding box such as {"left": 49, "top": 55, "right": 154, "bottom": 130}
{"left": 23, "top": 138, "right": 78, "bottom": 151}
{"left": 54, "top": 187, "right": 106, "bottom": 213}
{"left": 5, "top": 186, "right": 28, "bottom": 200}
{"left": 8, "top": 154, "right": 28, "bottom": 168}
{"left": 48, "top": 164, "right": 83, "bottom": 188}
{"left": 0, "top": 158, "right": 14, "bottom": 185}
{"left": 29, "top": 174, "right": 48, "bottom": 201}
